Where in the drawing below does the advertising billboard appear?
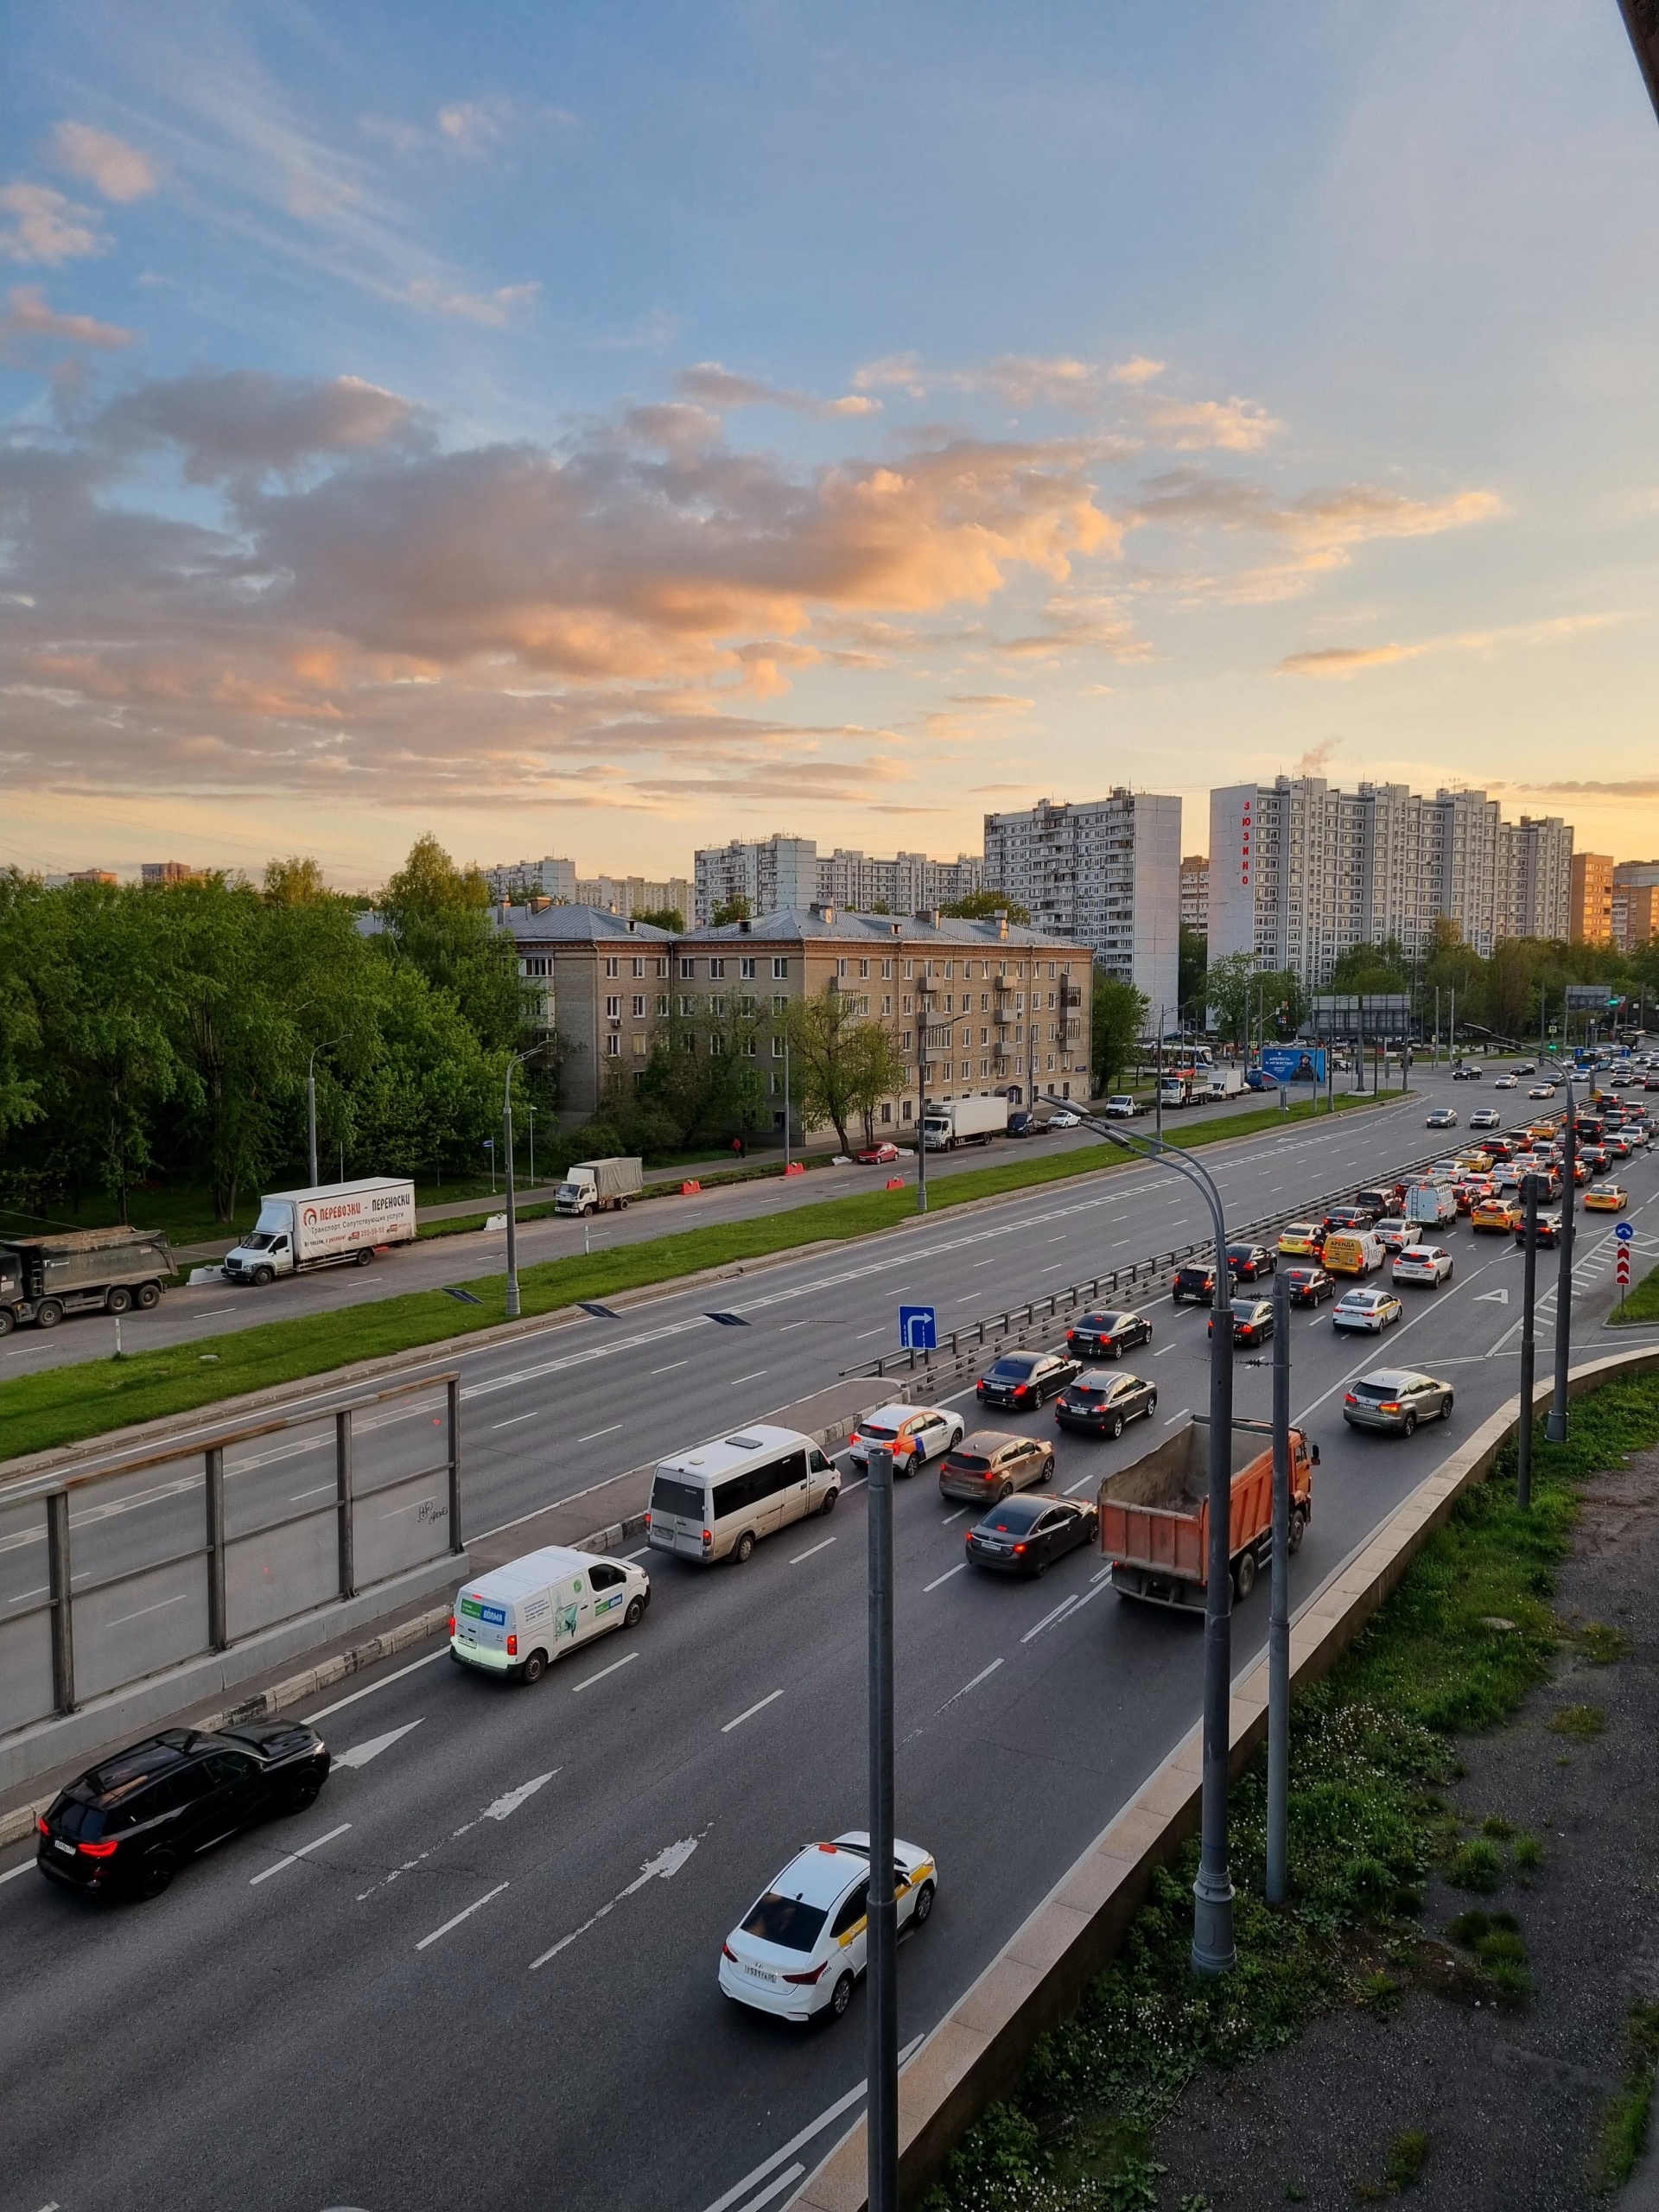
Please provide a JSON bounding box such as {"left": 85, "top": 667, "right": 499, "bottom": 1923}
{"left": 1262, "top": 1045, "right": 1326, "bottom": 1085}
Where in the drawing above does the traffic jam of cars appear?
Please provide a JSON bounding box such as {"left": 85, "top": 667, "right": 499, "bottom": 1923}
{"left": 23, "top": 1053, "right": 1654, "bottom": 2066}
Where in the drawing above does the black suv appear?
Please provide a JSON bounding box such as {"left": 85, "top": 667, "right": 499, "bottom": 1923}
{"left": 36, "top": 1722, "right": 330, "bottom": 1899}
{"left": 1173, "top": 1262, "right": 1236, "bottom": 1306}
{"left": 1065, "top": 1309, "right": 1152, "bottom": 1360}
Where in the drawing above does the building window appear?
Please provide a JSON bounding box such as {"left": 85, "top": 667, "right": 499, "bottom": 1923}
{"left": 606, "top": 995, "right": 621, "bottom": 1019}
{"left": 604, "top": 1033, "right": 621, "bottom": 1056}
{"left": 772, "top": 994, "right": 788, "bottom": 1015}
{"left": 656, "top": 958, "right": 669, "bottom": 978}
{"left": 709, "top": 1033, "right": 724, "bottom": 1055}
{"left": 882, "top": 995, "right": 893, "bottom": 1016}
{"left": 709, "top": 995, "right": 727, "bottom": 1016}
{"left": 904, "top": 959, "right": 913, "bottom": 979}
{"left": 902, "top": 1030, "right": 913, "bottom": 1051}
{"left": 682, "top": 1033, "right": 697, "bottom": 1054}
{"left": 772, "top": 1036, "right": 786, "bottom": 1057}
{"left": 605, "top": 956, "right": 620, "bottom": 977}
{"left": 740, "top": 957, "right": 756, "bottom": 980}
{"left": 772, "top": 957, "right": 790, "bottom": 978}
{"left": 679, "top": 995, "right": 696, "bottom": 1017}
{"left": 836, "top": 958, "right": 849, "bottom": 979}
{"left": 744, "top": 1035, "right": 758, "bottom": 1056}
{"left": 856, "top": 995, "right": 870, "bottom": 1016}
{"left": 880, "top": 1102, "right": 892, "bottom": 1123}
{"left": 680, "top": 958, "right": 696, "bottom": 979}
{"left": 656, "top": 994, "right": 671, "bottom": 1017}
{"left": 901, "top": 1098, "right": 913, "bottom": 1121}
{"left": 881, "top": 958, "right": 893, "bottom": 979}
{"left": 632, "top": 995, "right": 646, "bottom": 1018}
{"left": 632, "top": 1033, "right": 647, "bottom": 1058}
{"left": 859, "top": 958, "right": 869, "bottom": 979}
{"left": 709, "top": 958, "right": 726, "bottom": 979}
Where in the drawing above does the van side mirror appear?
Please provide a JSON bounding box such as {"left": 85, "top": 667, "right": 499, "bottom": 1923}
{"left": 1310, "top": 1442, "right": 1321, "bottom": 1465}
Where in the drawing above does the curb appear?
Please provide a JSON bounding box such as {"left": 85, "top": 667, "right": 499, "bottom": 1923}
{"left": 791, "top": 1338, "right": 1659, "bottom": 2211}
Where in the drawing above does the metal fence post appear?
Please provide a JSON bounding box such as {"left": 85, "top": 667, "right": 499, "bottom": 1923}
{"left": 205, "top": 1445, "right": 227, "bottom": 1650}
{"left": 47, "top": 1489, "right": 75, "bottom": 1714}
{"left": 335, "top": 1408, "right": 356, "bottom": 1600}
{"left": 447, "top": 1376, "right": 464, "bottom": 1554}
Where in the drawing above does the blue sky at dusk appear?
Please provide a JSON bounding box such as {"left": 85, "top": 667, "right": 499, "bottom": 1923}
{"left": 3, "top": 1, "right": 1657, "bottom": 883}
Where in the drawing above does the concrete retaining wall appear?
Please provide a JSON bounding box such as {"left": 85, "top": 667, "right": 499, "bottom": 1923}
{"left": 793, "top": 1341, "right": 1659, "bottom": 2212}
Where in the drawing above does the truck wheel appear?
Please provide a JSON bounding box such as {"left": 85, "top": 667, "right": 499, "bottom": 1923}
{"left": 356, "top": 1247, "right": 374, "bottom": 1267}
{"left": 35, "top": 1299, "right": 63, "bottom": 1329}
{"left": 820, "top": 1486, "right": 840, "bottom": 1516}
{"left": 251, "top": 1266, "right": 275, "bottom": 1287}
{"left": 135, "top": 1281, "right": 162, "bottom": 1309}
{"left": 106, "top": 1285, "right": 132, "bottom": 1314}
{"left": 734, "top": 1530, "right": 755, "bottom": 1564}
{"left": 0, "top": 1308, "right": 12, "bottom": 1337}
{"left": 1289, "top": 1508, "right": 1306, "bottom": 1554}
{"left": 1233, "top": 1550, "right": 1257, "bottom": 1602}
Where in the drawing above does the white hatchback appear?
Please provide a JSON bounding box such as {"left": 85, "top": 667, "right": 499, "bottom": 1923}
{"left": 847, "top": 1404, "right": 966, "bottom": 1471}
{"left": 1393, "top": 1244, "right": 1453, "bottom": 1287}
{"left": 1333, "top": 1287, "right": 1404, "bottom": 1333}
{"left": 719, "top": 1832, "right": 938, "bottom": 2024}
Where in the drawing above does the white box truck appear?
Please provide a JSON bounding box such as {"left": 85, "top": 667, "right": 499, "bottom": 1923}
{"left": 554, "top": 1156, "right": 644, "bottom": 1216}
{"left": 222, "top": 1177, "right": 416, "bottom": 1285}
{"left": 1207, "top": 1067, "right": 1246, "bottom": 1102}
{"left": 921, "top": 1096, "right": 1008, "bottom": 1151}
{"left": 1405, "top": 1179, "right": 1458, "bottom": 1226}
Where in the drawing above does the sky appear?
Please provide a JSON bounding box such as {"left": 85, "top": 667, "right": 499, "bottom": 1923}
{"left": 3, "top": 0, "right": 1658, "bottom": 889}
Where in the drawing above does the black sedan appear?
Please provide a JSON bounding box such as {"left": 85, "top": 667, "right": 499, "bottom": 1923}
{"left": 1054, "top": 1370, "right": 1157, "bottom": 1437}
{"left": 1225, "top": 1243, "right": 1276, "bottom": 1281}
{"left": 1208, "top": 1296, "right": 1275, "bottom": 1346}
{"left": 1325, "top": 1203, "right": 1379, "bottom": 1233}
{"left": 965, "top": 1493, "right": 1098, "bottom": 1577}
{"left": 1173, "top": 1262, "right": 1236, "bottom": 1306}
{"left": 976, "top": 1348, "right": 1080, "bottom": 1410}
{"left": 36, "top": 1721, "right": 331, "bottom": 1900}
{"left": 1515, "top": 1212, "right": 1563, "bottom": 1249}
{"left": 1285, "top": 1265, "right": 1335, "bottom": 1307}
{"left": 1065, "top": 1308, "right": 1152, "bottom": 1360}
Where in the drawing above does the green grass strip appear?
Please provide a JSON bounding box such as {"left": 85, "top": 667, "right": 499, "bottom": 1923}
{"left": 0, "top": 1090, "right": 1389, "bottom": 1465}
{"left": 1611, "top": 1257, "right": 1659, "bottom": 1326}
{"left": 925, "top": 1372, "right": 1659, "bottom": 2211}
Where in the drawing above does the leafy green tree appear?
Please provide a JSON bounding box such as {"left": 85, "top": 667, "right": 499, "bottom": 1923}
{"left": 378, "top": 835, "right": 524, "bottom": 1049}
{"left": 264, "top": 855, "right": 328, "bottom": 905}
{"left": 710, "top": 893, "right": 753, "bottom": 926}
{"left": 1329, "top": 938, "right": 1408, "bottom": 994}
{"left": 1177, "top": 924, "right": 1207, "bottom": 1023}
{"left": 785, "top": 984, "right": 886, "bottom": 1152}
{"left": 1204, "top": 950, "right": 1259, "bottom": 1046}
{"left": 1092, "top": 971, "right": 1148, "bottom": 1092}
{"left": 632, "top": 906, "right": 684, "bottom": 932}
{"left": 845, "top": 1020, "right": 909, "bottom": 1146}
{"left": 938, "top": 890, "right": 1032, "bottom": 925}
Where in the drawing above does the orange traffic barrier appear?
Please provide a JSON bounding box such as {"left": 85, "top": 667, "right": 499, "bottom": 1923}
{"left": 784, "top": 1161, "right": 805, "bottom": 1176}
{"left": 680, "top": 1179, "right": 701, "bottom": 1195}
{"left": 886, "top": 1177, "right": 905, "bottom": 1190}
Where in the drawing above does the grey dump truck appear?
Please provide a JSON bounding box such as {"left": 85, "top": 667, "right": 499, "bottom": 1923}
{"left": 0, "top": 1227, "right": 176, "bottom": 1336}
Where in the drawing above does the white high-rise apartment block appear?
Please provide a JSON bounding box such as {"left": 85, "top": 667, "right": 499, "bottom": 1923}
{"left": 693, "top": 836, "right": 818, "bottom": 923}
{"left": 575, "top": 874, "right": 693, "bottom": 921}
{"left": 484, "top": 855, "right": 578, "bottom": 904}
{"left": 1209, "top": 779, "right": 1575, "bottom": 985}
{"left": 982, "top": 791, "right": 1181, "bottom": 1015}
{"left": 813, "top": 849, "right": 983, "bottom": 913}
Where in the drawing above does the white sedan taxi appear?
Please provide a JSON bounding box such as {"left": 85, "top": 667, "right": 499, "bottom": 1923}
{"left": 1393, "top": 1243, "right": 1453, "bottom": 1287}
{"left": 719, "top": 1832, "right": 938, "bottom": 2023}
{"left": 1333, "top": 1287, "right": 1404, "bottom": 1334}
{"left": 847, "top": 1404, "right": 966, "bottom": 1472}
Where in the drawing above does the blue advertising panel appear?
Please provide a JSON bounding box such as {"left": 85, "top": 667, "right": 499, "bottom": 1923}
{"left": 1261, "top": 1046, "right": 1326, "bottom": 1085}
{"left": 898, "top": 1304, "right": 938, "bottom": 1351}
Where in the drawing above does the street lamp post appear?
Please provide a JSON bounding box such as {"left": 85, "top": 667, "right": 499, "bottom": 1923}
{"left": 916, "top": 979, "right": 930, "bottom": 1216}
{"left": 1265, "top": 1262, "right": 1292, "bottom": 1904}
{"left": 1516, "top": 1172, "right": 1541, "bottom": 1509}
{"left": 306, "top": 1035, "right": 346, "bottom": 1189}
{"left": 1540, "top": 1054, "right": 1578, "bottom": 1442}
{"left": 1041, "top": 1090, "right": 1236, "bottom": 1972}
{"left": 866, "top": 1440, "right": 899, "bottom": 2212}
{"left": 502, "top": 1046, "right": 552, "bottom": 1322}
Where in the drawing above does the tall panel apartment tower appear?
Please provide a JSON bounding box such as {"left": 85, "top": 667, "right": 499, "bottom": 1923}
{"left": 982, "top": 791, "right": 1180, "bottom": 1019}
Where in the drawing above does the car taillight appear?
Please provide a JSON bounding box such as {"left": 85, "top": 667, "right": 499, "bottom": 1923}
{"left": 77, "top": 1838, "right": 119, "bottom": 1859}
{"left": 1013, "top": 1542, "right": 1027, "bottom": 1555}
{"left": 643, "top": 1511, "right": 651, "bottom": 1529}
{"left": 1344, "top": 1393, "right": 1358, "bottom": 1405}
{"left": 1381, "top": 1402, "right": 1402, "bottom": 1414}
{"left": 447, "top": 1613, "right": 455, "bottom": 1636}
{"left": 781, "top": 1961, "right": 829, "bottom": 1985}
{"left": 506, "top": 1633, "right": 518, "bottom": 1656}
{"left": 702, "top": 1529, "right": 713, "bottom": 1545}
{"left": 36, "top": 1815, "right": 49, "bottom": 1836}
{"left": 722, "top": 1942, "right": 738, "bottom": 1961}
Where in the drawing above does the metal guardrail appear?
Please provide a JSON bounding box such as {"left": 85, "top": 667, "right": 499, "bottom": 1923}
{"left": 0, "top": 1372, "right": 462, "bottom": 1737}
{"left": 840, "top": 1128, "right": 1478, "bottom": 1388}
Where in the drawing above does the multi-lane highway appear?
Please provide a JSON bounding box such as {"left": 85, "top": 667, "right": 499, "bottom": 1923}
{"left": 2, "top": 1076, "right": 1656, "bottom": 2212}
{"left": 0, "top": 1080, "right": 1396, "bottom": 1378}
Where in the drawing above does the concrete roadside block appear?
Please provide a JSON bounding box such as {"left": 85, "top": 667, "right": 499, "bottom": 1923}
{"left": 791, "top": 1342, "right": 1659, "bottom": 2212}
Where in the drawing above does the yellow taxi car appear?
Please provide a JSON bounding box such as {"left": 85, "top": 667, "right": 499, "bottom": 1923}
{"left": 1583, "top": 1182, "right": 1629, "bottom": 1212}
{"left": 1277, "top": 1221, "right": 1325, "bottom": 1258}
{"left": 1471, "top": 1195, "right": 1523, "bottom": 1233}
{"left": 1528, "top": 1122, "right": 1559, "bottom": 1144}
{"left": 1453, "top": 1151, "right": 1493, "bottom": 1176}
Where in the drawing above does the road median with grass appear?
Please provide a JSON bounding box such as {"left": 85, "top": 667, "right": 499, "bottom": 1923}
{"left": 0, "top": 1091, "right": 1394, "bottom": 1467}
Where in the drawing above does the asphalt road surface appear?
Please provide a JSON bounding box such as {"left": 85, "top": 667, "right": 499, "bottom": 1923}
{"left": 3, "top": 1079, "right": 1656, "bottom": 2212}
{"left": 0, "top": 1075, "right": 1407, "bottom": 1377}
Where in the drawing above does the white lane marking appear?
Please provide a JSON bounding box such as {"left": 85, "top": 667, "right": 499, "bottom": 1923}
{"left": 249, "top": 1821, "right": 351, "bottom": 1886}
{"left": 1476, "top": 1288, "right": 1510, "bottom": 1305}
{"left": 416, "top": 1880, "right": 510, "bottom": 1951}
{"left": 570, "top": 1650, "right": 638, "bottom": 1694}
{"left": 651, "top": 1359, "right": 690, "bottom": 1375}
{"left": 1063, "top": 1469, "right": 1098, "bottom": 1497}
{"left": 732, "top": 2163, "right": 805, "bottom": 2212}
{"left": 855, "top": 1325, "right": 887, "bottom": 1340}
{"left": 924, "top": 1561, "right": 967, "bottom": 1592}
{"left": 697, "top": 2037, "right": 925, "bottom": 2212}
{"left": 721, "top": 1688, "right": 784, "bottom": 1733}
{"left": 307, "top": 1648, "right": 448, "bottom": 1721}
{"left": 779, "top": 1319, "right": 812, "bottom": 1331}
{"left": 790, "top": 1536, "right": 836, "bottom": 1564}
{"left": 103, "top": 1592, "right": 188, "bottom": 1629}
{"left": 530, "top": 1831, "right": 704, "bottom": 1969}
{"left": 480, "top": 1771, "right": 557, "bottom": 1821}
{"left": 1154, "top": 1345, "right": 1173, "bottom": 1357}
{"left": 1, "top": 1859, "right": 36, "bottom": 1885}
{"left": 491, "top": 1409, "right": 541, "bottom": 1429}
{"left": 334, "top": 1719, "right": 424, "bottom": 1770}
{"left": 1021, "top": 1594, "right": 1080, "bottom": 1643}
{"left": 971, "top": 1257, "right": 998, "bottom": 1268}
{"left": 194, "top": 1306, "right": 237, "bottom": 1317}
{"left": 938, "top": 1656, "right": 1002, "bottom": 1710}
{"left": 728, "top": 1370, "right": 770, "bottom": 1386}
{"left": 1162, "top": 1407, "right": 1192, "bottom": 1426}
{"left": 624, "top": 1545, "right": 652, "bottom": 1560}
{"left": 289, "top": 1481, "right": 334, "bottom": 1502}
{"left": 940, "top": 1507, "right": 967, "bottom": 1524}
{"left": 578, "top": 1423, "right": 623, "bottom": 1443}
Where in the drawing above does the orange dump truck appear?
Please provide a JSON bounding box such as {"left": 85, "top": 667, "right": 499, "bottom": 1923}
{"left": 1098, "top": 1414, "right": 1317, "bottom": 1611}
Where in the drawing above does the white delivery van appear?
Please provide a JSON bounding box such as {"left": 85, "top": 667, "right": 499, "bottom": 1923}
{"left": 449, "top": 1544, "right": 650, "bottom": 1684}
{"left": 645, "top": 1424, "right": 840, "bottom": 1564}
{"left": 1404, "top": 1179, "right": 1458, "bottom": 1226}
{"left": 223, "top": 1177, "right": 416, "bottom": 1285}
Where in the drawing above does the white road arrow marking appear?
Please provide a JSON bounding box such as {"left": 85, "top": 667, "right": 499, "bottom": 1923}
{"left": 334, "top": 1719, "right": 424, "bottom": 1770}
{"left": 1476, "top": 1288, "right": 1510, "bottom": 1304}
{"left": 529, "top": 1826, "right": 709, "bottom": 1970}
{"left": 482, "top": 1770, "right": 557, "bottom": 1821}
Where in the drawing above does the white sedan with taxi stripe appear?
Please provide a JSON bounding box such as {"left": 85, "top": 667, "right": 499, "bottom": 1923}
{"left": 719, "top": 1832, "right": 938, "bottom": 2023}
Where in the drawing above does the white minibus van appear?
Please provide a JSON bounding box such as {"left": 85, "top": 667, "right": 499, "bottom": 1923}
{"left": 449, "top": 1543, "right": 650, "bottom": 1684}
{"left": 645, "top": 1424, "right": 839, "bottom": 1564}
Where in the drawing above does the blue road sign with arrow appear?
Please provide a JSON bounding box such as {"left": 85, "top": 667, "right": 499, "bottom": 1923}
{"left": 1615, "top": 1223, "right": 1635, "bottom": 1242}
{"left": 899, "top": 1304, "right": 938, "bottom": 1351}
